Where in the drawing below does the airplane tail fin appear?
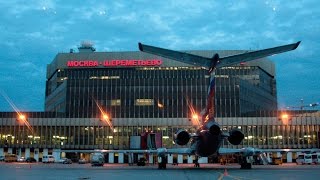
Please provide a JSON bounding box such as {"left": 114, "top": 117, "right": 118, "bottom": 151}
{"left": 202, "top": 71, "right": 216, "bottom": 123}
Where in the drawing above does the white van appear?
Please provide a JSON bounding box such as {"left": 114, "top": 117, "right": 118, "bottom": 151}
{"left": 42, "top": 155, "right": 55, "bottom": 163}
{"left": 90, "top": 153, "right": 104, "bottom": 166}
{"left": 312, "top": 153, "right": 320, "bottom": 164}
{"left": 296, "top": 154, "right": 312, "bottom": 165}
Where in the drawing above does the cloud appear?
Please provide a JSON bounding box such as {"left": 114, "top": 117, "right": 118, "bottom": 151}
{"left": 109, "top": 12, "right": 138, "bottom": 23}
{"left": 25, "top": 32, "right": 63, "bottom": 41}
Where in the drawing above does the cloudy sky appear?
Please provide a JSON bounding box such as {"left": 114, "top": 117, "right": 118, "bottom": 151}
{"left": 0, "top": 0, "right": 319, "bottom": 112}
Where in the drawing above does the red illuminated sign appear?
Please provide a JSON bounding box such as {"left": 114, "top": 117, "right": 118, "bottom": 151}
{"left": 67, "top": 59, "right": 162, "bottom": 67}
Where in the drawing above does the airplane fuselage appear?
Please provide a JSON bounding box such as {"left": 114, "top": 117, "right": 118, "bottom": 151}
{"left": 193, "top": 129, "right": 223, "bottom": 157}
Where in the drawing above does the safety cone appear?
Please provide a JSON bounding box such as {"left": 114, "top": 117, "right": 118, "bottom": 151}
{"left": 223, "top": 168, "right": 228, "bottom": 176}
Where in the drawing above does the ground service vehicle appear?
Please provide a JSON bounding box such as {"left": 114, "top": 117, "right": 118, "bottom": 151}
{"left": 42, "top": 155, "right": 55, "bottom": 163}
{"left": 91, "top": 153, "right": 104, "bottom": 166}
{"left": 296, "top": 154, "right": 312, "bottom": 165}
{"left": 271, "top": 157, "right": 282, "bottom": 165}
{"left": 137, "top": 157, "right": 147, "bottom": 166}
{"left": 312, "top": 153, "right": 320, "bottom": 164}
{"left": 5, "top": 154, "right": 17, "bottom": 162}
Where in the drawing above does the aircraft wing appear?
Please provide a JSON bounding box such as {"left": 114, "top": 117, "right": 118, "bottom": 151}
{"left": 69, "top": 148, "right": 194, "bottom": 156}
{"left": 216, "top": 41, "right": 301, "bottom": 68}
{"left": 164, "top": 148, "right": 194, "bottom": 155}
{"left": 96, "top": 149, "right": 158, "bottom": 154}
{"left": 219, "top": 147, "right": 269, "bottom": 156}
{"left": 138, "top": 43, "right": 212, "bottom": 67}
{"left": 218, "top": 148, "right": 243, "bottom": 154}
{"left": 219, "top": 147, "right": 320, "bottom": 156}
{"left": 138, "top": 41, "right": 301, "bottom": 69}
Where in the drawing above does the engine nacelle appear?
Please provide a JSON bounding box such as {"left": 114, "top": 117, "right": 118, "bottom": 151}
{"left": 228, "top": 129, "right": 244, "bottom": 145}
{"left": 174, "top": 129, "right": 190, "bottom": 146}
{"left": 205, "top": 121, "right": 221, "bottom": 136}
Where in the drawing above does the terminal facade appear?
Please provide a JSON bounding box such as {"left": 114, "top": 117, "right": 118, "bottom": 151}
{"left": 0, "top": 44, "right": 319, "bottom": 163}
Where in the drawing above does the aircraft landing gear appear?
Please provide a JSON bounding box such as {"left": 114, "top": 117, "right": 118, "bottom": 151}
{"left": 158, "top": 156, "right": 167, "bottom": 169}
{"left": 240, "top": 156, "right": 252, "bottom": 169}
{"left": 240, "top": 162, "right": 252, "bottom": 169}
{"left": 194, "top": 157, "right": 200, "bottom": 167}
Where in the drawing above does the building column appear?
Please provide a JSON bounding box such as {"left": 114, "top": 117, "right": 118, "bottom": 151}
{"left": 25, "top": 148, "right": 30, "bottom": 158}
{"left": 198, "top": 157, "right": 208, "bottom": 163}
{"left": 187, "top": 155, "right": 193, "bottom": 164}
{"left": 167, "top": 154, "right": 173, "bottom": 164}
{"left": 17, "top": 148, "right": 22, "bottom": 158}
{"left": 108, "top": 153, "right": 114, "bottom": 163}
{"left": 148, "top": 154, "right": 153, "bottom": 164}
{"left": 34, "top": 148, "right": 39, "bottom": 162}
{"left": 8, "top": 148, "right": 12, "bottom": 154}
{"left": 287, "top": 152, "right": 292, "bottom": 163}
{"left": 178, "top": 155, "right": 183, "bottom": 164}
{"left": 118, "top": 153, "right": 124, "bottom": 163}
{"left": 0, "top": 148, "right": 3, "bottom": 156}
{"left": 128, "top": 153, "right": 133, "bottom": 164}
{"left": 43, "top": 149, "right": 48, "bottom": 156}
{"left": 52, "top": 149, "right": 61, "bottom": 161}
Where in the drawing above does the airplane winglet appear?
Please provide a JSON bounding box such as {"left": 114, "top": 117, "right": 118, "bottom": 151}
{"left": 138, "top": 42, "right": 143, "bottom": 51}
{"left": 293, "top": 41, "right": 301, "bottom": 50}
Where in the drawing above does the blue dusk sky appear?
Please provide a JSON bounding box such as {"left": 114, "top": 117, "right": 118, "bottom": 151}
{"left": 0, "top": 0, "right": 319, "bottom": 112}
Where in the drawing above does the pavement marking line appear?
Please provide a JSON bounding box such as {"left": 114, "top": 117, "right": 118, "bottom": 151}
{"left": 217, "top": 173, "right": 224, "bottom": 180}
{"left": 210, "top": 169, "right": 226, "bottom": 179}
{"left": 227, "top": 174, "right": 261, "bottom": 180}
{"left": 211, "top": 169, "right": 262, "bottom": 180}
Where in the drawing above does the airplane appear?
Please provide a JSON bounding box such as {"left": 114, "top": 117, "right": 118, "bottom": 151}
{"left": 92, "top": 41, "right": 301, "bottom": 169}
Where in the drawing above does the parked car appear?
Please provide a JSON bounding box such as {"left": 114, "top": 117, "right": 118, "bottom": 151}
{"left": 17, "top": 157, "right": 26, "bottom": 162}
{"left": 5, "top": 154, "right": 17, "bottom": 162}
{"left": 0, "top": 155, "right": 5, "bottom": 161}
{"left": 91, "top": 153, "right": 104, "bottom": 166}
{"left": 78, "top": 158, "right": 87, "bottom": 164}
{"left": 26, "top": 157, "right": 37, "bottom": 163}
{"left": 63, "top": 158, "right": 72, "bottom": 164}
{"left": 58, "top": 158, "right": 68, "bottom": 163}
{"left": 42, "top": 155, "right": 55, "bottom": 163}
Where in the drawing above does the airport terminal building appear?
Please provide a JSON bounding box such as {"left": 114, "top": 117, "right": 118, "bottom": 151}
{"left": 0, "top": 44, "right": 319, "bottom": 163}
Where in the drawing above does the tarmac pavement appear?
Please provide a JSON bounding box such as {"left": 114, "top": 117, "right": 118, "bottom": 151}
{"left": 0, "top": 162, "right": 319, "bottom": 180}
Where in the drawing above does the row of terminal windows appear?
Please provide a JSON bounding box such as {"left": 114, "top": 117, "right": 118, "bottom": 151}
{"left": 1, "top": 125, "right": 319, "bottom": 149}
{"left": 56, "top": 68, "right": 207, "bottom": 80}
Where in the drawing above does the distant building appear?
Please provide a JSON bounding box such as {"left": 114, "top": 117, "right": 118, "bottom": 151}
{"left": 45, "top": 46, "right": 277, "bottom": 118}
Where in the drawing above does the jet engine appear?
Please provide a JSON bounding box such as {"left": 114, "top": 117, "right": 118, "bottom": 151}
{"left": 227, "top": 129, "right": 244, "bottom": 145}
{"left": 174, "top": 129, "right": 190, "bottom": 145}
{"left": 205, "top": 121, "right": 221, "bottom": 135}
